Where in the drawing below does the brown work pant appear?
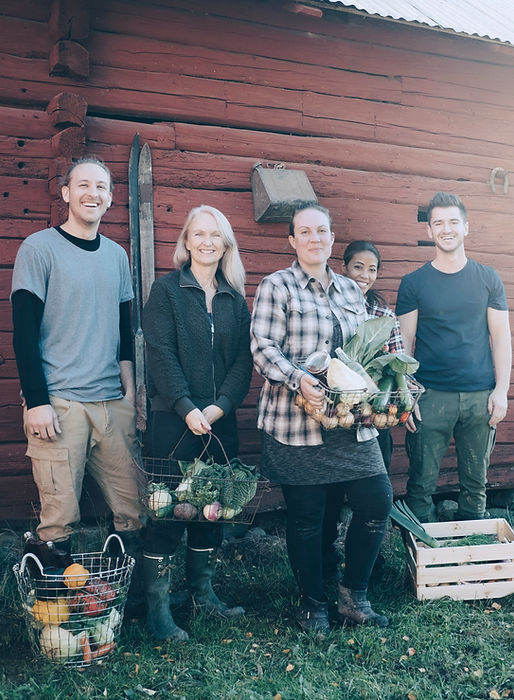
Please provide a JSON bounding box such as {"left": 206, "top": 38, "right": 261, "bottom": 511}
{"left": 25, "top": 396, "right": 142, "bottom": 541}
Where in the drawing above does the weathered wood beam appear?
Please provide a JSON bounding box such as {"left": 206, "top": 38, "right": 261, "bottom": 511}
{"left": 48, "top": 0, "right": 90, "bottom": 79}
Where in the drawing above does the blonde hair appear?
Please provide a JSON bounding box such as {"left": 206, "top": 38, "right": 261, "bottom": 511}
{"left": 173, "top": 205, "right": 246, "bottom": 295}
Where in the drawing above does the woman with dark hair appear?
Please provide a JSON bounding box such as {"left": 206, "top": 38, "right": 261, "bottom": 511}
{"left": 251, "top": 206, "right": 392, "bottom": 634}
{"left": 142, "top": 205, "right": 252, "bottom": 641}
{"left": 341, "top": 240, "right": 404, "bottom": 469}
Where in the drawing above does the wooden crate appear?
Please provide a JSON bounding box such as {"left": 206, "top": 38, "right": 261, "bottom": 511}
{"left": 404, "top": 518, "right": 514, "bottom": 601}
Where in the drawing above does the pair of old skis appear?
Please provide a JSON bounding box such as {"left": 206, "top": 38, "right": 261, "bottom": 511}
{"left": 128, "top": 134, "right": 155, "bottom": 438}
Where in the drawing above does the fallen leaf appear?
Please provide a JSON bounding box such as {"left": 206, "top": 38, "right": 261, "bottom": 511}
{"left": 274, "top": 629, "right": 279, "bottom": 635}
{"left": 400, "top": 655, "right": 409, "bottom": 661}
{"left": 135, "top": 664, "right": 139, "bottom": 675}
{"left": 249, "top": 649, "right": 256, "bottom": 653}
{"left": 235, "top": 554, "right": 242, "bottom": 560}
{"left": 380, "top": 637, "right": 387, "bottom": 644}
{"left": 282, "top": 649, "right": 290, "bottom": 654}
{"left": 463, "top": 667, "right": 469, "bottom": 672}
{"left": 355, "top": 653, "right": 362, "bottom": 660}
{"left": 252, "top": 643, "right": 259, "bottom": 648}
{"left": 273, "top": 694, "right": 282, "bottom": 700}
{"left": 285, "top": 663, "right": 294, "bottom": 672}
{"left": 245, "top": 632, "right": 253, "bottom": 638}
{"left": 484, "top": 609, "right": 491, "bottom": 614}
{"left": 492, "top": 602, "right": 502, "bottom": 610}
{"left": 473, "top": 669, "right": 484, "bottom": 678}
{"left": 347, "top": 638, "right": 355, "bottom": 645}
{"left": 264, "top": 653, "right": 271, "bottom": 657}
{"left": 489, "top": 691, "right": 501, "bottom": 700}
{"left": 408, "top": 648, "right": 416, "bottom": 656}
{"left": 222, "top": 639, "right": 233, "bottom": 644}
{"left": 402, "top": 635, "right": 410, "bottom": 641}
{"left": 407, "top": 693, "right": 417, "bottom": 700}
{"left": 418, "top": 668, "right": 426, "bottom": 673}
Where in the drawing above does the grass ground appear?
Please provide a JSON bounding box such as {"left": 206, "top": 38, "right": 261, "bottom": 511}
{"left": 0, "top": 514, "right": 513, "bottom": 700}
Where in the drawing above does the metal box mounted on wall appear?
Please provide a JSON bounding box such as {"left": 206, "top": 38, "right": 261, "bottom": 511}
{"left": 251, "top": 162, "right": 317, "bottom": 222}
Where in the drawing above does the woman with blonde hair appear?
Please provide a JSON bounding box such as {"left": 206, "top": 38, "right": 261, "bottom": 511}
{"left": 142, "top": 205, "right": 252, "bottom": 641}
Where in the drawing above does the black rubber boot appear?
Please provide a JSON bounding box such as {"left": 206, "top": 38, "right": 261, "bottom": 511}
{"left": 117, "top": 529, "right": 145, "bottom": 617}
{"left": 297, "top": 596, "right": 331, "bottom": 635}
{"left": 186, "top": 547, "right": 245, "bottom": 617}
{"left": 337, "top": 585, "right": 388, "bottom": 627}
{"left": 143, "top": 554, "right": 189, "bottom": 642}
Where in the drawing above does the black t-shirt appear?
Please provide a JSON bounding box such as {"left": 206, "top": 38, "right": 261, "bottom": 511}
{"left": 396, "top": 259, "right": 507, "bottom": 392}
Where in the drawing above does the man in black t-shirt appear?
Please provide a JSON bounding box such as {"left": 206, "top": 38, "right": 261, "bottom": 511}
{"left": 396, "top": 192, "right": 511, "bottom": 522}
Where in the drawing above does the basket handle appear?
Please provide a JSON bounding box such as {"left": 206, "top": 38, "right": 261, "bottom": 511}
{"left": 19, "top": 552, "right": 45, "bottom": 576}
{"left": 169, "top": 429, "right": 234, "bottom": 476}
{"left": 101, "top": 533, "right": 126, "bottom": 556}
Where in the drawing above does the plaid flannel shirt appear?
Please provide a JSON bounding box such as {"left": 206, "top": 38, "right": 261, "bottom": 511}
{"left": 251, "top": 260, "right": 374, "bottom": 446}
{"left": 366, "top": 299, "right": 405, "bottom": 354}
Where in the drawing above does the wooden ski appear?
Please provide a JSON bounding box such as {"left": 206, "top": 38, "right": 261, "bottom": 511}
{"left": 128, "top": 133, "right": 147, "bottom": 435}
{"left": 138, "top": 142, "right": 155, "bottom": 307}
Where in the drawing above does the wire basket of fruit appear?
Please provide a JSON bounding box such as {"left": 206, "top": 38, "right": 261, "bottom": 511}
{"left": 136, "top": 433, "right": 270, "bottom": 524}
{"left": 13, "top": 534, "right": 134, "bottom": 668}
{"left": 295, "top": 316, "right": 425, "bottom": 430}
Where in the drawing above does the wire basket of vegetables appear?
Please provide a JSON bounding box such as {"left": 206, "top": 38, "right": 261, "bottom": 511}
{"left": 295, "top": 316, "right": 425, "bottom": 430}
{"left": 13, "top": 534, "right": 134, "bottom": 668}
{"left": 136, "top": 433, "right": 270, "bottom": 524}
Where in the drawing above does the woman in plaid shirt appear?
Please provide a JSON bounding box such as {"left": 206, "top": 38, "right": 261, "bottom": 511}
{"left": 251, "top": 204, "right": 393, "bottom": 633}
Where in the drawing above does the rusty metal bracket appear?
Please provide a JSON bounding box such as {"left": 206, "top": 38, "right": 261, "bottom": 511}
{"left": 489, "top": 167, "right": 509, "bottom": 194}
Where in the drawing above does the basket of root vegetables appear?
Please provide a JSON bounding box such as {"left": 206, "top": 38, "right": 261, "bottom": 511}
{"left": 13, "top": 535, "right": 134, "bottom": 668}
{"left": 136, "top": 433, "right": 270, "bottom": 524}
{"left": 295, "top": 316, "right": 424, "bottom": 431}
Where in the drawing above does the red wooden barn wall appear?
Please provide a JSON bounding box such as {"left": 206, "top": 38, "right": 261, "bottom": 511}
{"left": 1, "top": 0, "right": 514, "bottom": 521}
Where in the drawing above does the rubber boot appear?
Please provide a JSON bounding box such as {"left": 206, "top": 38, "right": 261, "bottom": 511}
{"left": 117, "top": 529, "right": 145, "bottom": 618}
{"left": 337, "top": 585, "right": 388, "bottom": 627}
{"left": 297, "top": 596, "right": 330, "bottom": 635}
{"left": 143, "top": 553, "right": 189, "bottom": 642}
{"left": 186, "top": 547, "right": 245, "bottom": 617}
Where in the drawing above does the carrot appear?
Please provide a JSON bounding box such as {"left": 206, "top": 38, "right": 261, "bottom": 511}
{"left": 80, "top": 633, "right": 92, "bottom": 664}
{"left": 399, "top": 411, "right": 410, "bottom": 423}
{"left": 90, "top": 641, "right": 116, "bottom": 659}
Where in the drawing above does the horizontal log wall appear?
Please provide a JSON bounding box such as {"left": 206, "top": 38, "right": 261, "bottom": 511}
{"left": 1, "top": 0, "right": 514, "bottom": 520}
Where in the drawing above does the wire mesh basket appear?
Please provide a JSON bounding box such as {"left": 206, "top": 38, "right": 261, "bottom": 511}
{"left": 136, "top": 433, "right": 270, "bottom": 525}
{"left": 13, "top": 534, "right": 134, "bottom": 668}
{"left": 295, "top": 376, "right": 425, "bottom": 430}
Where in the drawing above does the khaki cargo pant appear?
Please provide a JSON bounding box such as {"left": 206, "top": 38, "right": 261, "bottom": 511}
{"left": 25, "top": 396, "right": 143, "bottom": 541}
{"left": 405, "top": 388, "right": 496, "bottom": 522}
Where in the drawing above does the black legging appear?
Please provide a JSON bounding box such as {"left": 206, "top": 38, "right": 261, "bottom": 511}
{"left": 281, "top": 472, "right": 392, "bottom": 602}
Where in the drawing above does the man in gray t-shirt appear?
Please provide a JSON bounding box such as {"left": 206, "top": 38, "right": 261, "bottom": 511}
{"left": 11, "top": 159, "right": 143, "bottom": 557}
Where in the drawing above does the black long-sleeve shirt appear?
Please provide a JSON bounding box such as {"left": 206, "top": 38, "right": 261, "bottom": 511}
{"left": 12, "top": 227, "right": 133, "bottom": 409}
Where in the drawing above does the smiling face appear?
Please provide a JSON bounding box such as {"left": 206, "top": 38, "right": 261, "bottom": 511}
{"left": 427, "top": 205, "right": 468, "bottom": 253}
{"left": 289, "top": 207, "right": 334, "bottom": 274}
{"left": 342, "top": 250, "right": 379, "bottom": 295}
{"left": 185, "top": 211, "right": 227, "bottom": 271}
{"left": 61, "top": 162, "right": 112, "bottom": 234}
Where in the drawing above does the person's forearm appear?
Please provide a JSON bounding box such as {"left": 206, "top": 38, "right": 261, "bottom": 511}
{"left": 492, "top": 333, "right": 512, "bottom": 393}
{"left": 12, "top": 289, "right": 50, "bottom": 408}
{"left": 120, "top": 360, "right": 135, "bottom": 398}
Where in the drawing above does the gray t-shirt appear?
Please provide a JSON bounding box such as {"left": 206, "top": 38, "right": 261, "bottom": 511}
{"left": 11, "top": 227, "right": 133, "bottom": 402}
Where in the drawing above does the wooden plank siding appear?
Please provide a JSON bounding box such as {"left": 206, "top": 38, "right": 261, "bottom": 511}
{"left": 1, "top": 0, "right": 514, "bottom": 521}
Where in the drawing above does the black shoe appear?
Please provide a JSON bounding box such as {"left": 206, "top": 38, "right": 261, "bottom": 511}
{"left": 297, "top": 597, "right": 330, "bottom": 635}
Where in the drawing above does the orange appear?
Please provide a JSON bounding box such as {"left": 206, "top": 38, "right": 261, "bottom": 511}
{"left": 63, "top": 563, "right": 89, "bottom": 588}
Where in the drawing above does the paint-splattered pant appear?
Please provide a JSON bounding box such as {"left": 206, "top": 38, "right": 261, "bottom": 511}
{"left": 405, "top": 388, "right": 496, "bottom": 522}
